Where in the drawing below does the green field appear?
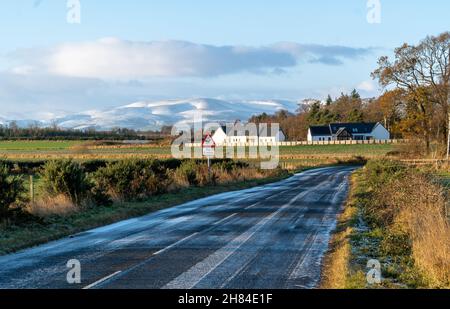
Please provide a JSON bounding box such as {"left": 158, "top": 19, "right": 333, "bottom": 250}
{"left": 279, "top": 144, "right": 394, "bottom": 156}
{"left": 0, "top": 140, "right": 82, "bottom": 151}
{"left": 0, "top": 140, "right": 395, "bottom": 158}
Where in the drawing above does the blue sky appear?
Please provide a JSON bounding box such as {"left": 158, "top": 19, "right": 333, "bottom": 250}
{"left": 0, "top": 0, "right": 449, "bottom": 118}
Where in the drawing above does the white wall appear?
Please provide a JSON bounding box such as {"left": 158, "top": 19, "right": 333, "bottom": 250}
{"left": 371, "top": 124, "right": 390, "bottom": 140}
{"left": 226, "top": 135, "right": 248, "bottom": 144}
{"left": 307, "top": 124, "right": 390, "bottom": 141}
{"left": 308, "top": 129, "right": 332, "bottom": 142}
{"left": 276, "top": 130, "right": 286, "bottom": 142}
{"left": 213, "top": 129, "right": 286, "bottom": 145}
{"left": 212, "top": 128, "right": 227, "bottom": 145}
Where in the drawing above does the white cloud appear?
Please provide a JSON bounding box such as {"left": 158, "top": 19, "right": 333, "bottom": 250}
{"left": 357, "top": 80, "right": 376, "bottom": 92}
{"left": 11, "top": 65, "right": 35, "bottom": 75}
{"left": 10, "top": 38, "right": 373, "bottom": 80}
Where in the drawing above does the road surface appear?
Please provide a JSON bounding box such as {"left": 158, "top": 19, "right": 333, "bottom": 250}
{"left": 0, "top": 166, "right": 357, "bottom": 289}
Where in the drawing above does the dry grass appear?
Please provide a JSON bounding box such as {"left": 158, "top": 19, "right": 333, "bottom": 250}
{"left": 383, "top": 173, "right": 449, "bottom": 287}
{"left": 404, "top": 183, "right": 450, "bottom": 288}
{"left": 26, "top": 194, "right": 78, "bottom": 217}
{"left": 411, "top": 213, "right": 450, "bottom": 288}
{"left": 367, "top": 163, "right": 450, "bottom": 288}
{"left": 322, "top": 162, "right": 450, "bottom": 289}
{"left": 320, "top": 173, "right": 359, "bottom": 289}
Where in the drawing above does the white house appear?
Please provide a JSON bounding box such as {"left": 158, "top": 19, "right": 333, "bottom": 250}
{"left": 212, "top": 124, "right": 286, "bottom": 146}
{"left": 307, "top": 122, "right": 390, "bottom": 142}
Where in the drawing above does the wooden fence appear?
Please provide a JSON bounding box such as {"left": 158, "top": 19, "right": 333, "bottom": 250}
{"left": 185, "top": 139, "right": 405, "bottom": 148}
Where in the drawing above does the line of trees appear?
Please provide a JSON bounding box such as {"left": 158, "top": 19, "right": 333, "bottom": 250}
{"left": 0, "top": 122, "right": 173, "bottom": 140}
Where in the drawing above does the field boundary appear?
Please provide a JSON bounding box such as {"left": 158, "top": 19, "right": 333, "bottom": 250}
{"left": 185, "top": 139, "right": 405, "bottom": 147}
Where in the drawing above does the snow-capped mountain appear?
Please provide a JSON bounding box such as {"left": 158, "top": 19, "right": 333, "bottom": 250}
{"left": 0, "top": 98, "right": 305, "bottom": 131}
{"left": 49, "top": 98, "right": 301, "bottom": 131}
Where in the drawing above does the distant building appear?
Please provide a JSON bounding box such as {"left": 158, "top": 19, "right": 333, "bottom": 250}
{"left": 212, "top": 124, "right": 286, "bottom": 145}
{"left": 307, "top": 122, "right": 390, "bottom": 142}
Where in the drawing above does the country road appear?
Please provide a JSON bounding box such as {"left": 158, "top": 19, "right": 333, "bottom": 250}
{"left": 0, "top": 166, "right": 357, "bottom": 289}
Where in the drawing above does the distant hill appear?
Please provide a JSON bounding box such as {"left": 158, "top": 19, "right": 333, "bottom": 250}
{"left": 1, "top": 98, "right": 303, "bottom": 131}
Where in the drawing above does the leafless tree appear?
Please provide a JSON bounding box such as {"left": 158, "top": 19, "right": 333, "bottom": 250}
{"left": 372, "top": 32, "right": 450, "bottom": 152}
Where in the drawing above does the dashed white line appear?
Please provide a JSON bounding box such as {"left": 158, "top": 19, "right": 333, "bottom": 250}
{"left": 82, "top": 271, "right": 122, "bottom": 289}
{"left": 214, "top": 213, "right": 238, "bottom": 226}
{"left": 163, "top": 188, "right": 311, "bottom": 289}
{"left": 153, "top": 232, "right": 199, "bottom": 256}
{"left": 81, "top": 214, "right": 237, "bottom": 289}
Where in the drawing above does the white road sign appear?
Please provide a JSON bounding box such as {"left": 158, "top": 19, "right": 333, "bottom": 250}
{"left": 202, "top": 134, "right": 216, "bottom": 157}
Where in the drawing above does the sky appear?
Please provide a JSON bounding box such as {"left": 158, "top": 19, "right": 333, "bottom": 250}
{"left": 0, "top": 0, "right": 449, "bottom": 119}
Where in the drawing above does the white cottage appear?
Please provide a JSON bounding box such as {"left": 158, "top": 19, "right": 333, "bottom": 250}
{"left": 307, "top": 122, "right": 390, "bottom": 142}
{"left": 212, "top": 124, "right": 286, "bottom": 146}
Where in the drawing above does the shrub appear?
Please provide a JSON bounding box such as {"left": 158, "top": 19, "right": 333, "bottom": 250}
{"left": 81, "top": 160, "right": 109, "bottom": 173}
{"left": 175, "top": 160, "right": 199, "bottom": 186}
{"left": 0, "top": 164, "right": 25, "bottom": 218}
{"left": 40, "top": 160, "right": 91, "bottom": 206}
{"left": 94, "top": 159, "right": 171, "bottom": 201}
{"left": 90, "top": 186, "right": 113, "bottom": 207}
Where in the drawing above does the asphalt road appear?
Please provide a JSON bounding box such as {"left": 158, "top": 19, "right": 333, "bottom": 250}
{"left": 0, "top": 166, "right": 357, "bottom": 289}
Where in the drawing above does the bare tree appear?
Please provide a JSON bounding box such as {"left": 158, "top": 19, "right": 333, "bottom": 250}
{"left": 372, "top": 32, "right": 450, "bottom": 152}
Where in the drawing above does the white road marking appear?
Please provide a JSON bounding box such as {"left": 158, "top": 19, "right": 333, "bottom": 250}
{"left": 153, "top": 232, "right": 199, "bottom": 256}
{"left": 82, "top": 271, "right": 122, "bottom": 289}
{"left": 214, "top": 213, "right": 237, "bottom": 226}
{"left": 163, "top": 188, "right": 311, "bottom": 289}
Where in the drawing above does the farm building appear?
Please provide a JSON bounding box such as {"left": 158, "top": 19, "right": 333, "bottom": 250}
{"left": 307, "top": 122, "right": 390, "bottom": 142}
{"left": 211, "top": 124, "right": 286, "bottom": 146}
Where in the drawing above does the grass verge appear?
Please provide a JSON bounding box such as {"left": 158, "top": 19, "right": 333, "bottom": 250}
{"left": 321, "top": 161, "right": 450, "bottom": 289}
{"left": 320, "top": 170, "right": 361, "bottom": 289}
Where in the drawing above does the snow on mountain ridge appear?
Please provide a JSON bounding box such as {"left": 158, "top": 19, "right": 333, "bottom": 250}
{"left": 2, "top": 98, "right": 301, "bottom": 131}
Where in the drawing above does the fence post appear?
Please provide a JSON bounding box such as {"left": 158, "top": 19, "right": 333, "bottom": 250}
{"left": 29, "top": 175, "right": 34, "bottom": 204}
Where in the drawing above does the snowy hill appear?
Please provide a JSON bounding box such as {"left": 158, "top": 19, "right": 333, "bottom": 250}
{"left": 49, "top": 98, "right": 301, "bottom": 131}
{"left": 0, "top": 98, "right": 305, "bottom": 131}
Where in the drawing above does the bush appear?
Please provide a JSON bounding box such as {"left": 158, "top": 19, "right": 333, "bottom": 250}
{"left": 81, "top": 160, "right": 109, "bottom": 173}
{"left": 40, "top": 160, "right": 91, "bottom": 206}
{"left": 90, "top": 186, "right": 113, "bottom": 207}
{"left": 175, "top": 160, "right": 199, "bottom": 186}
{"left": 94, "top": 159, "right": 171, "bottom": 201}
{"left": 0, "top": 164, "right": 25, "bottom": 218}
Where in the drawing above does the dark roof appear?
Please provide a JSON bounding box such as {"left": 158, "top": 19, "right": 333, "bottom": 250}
{"left": 309, "top": 123, "right": 379, "bottom": 136}
{"left": 329, "top": 123, "right": 377, "bottom": 135}
{"left": 214, "top": 124, "right": 283, "bottom": 137}
{"left": 309, "top": 126, "right": 331, "bottom": 136}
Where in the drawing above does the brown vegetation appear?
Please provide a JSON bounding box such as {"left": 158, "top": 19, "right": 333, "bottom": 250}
{"left": 368, "top": 164, "right": 450, "bottom": 287}
{"left": 26, "top": 194, "right": 78, "bottom": 217}
{"left": 362, "top": 160, "right": 449, "bottom": 288}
